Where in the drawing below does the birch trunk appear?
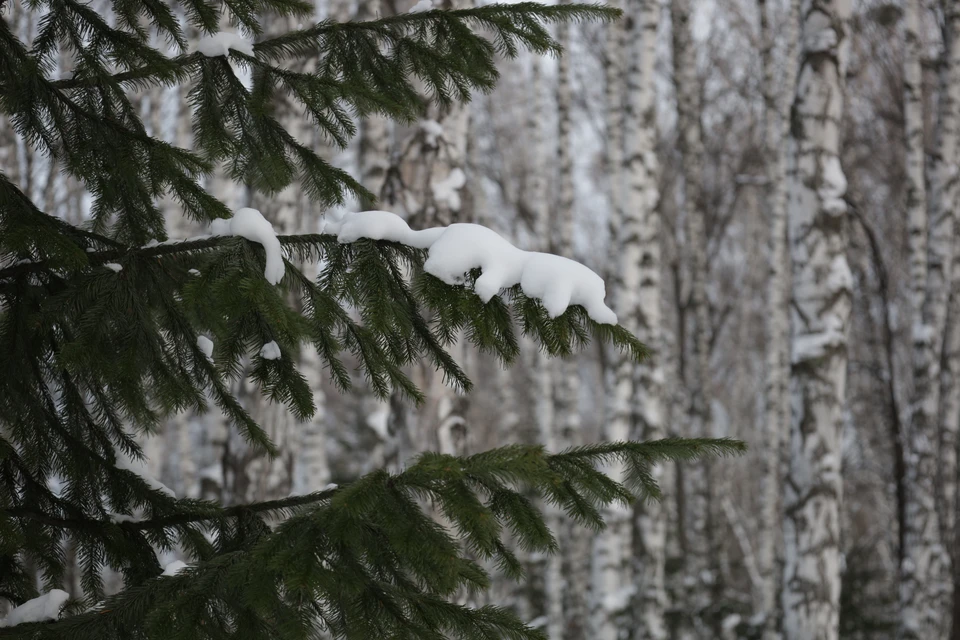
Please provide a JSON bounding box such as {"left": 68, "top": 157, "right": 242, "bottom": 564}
{"left": 523, "top": 52, "right": 566, "bottom": 639}
{"left": 670, "top": 0, "right": 713, "bottom": 632}
{"left": 622, "top": 1, "right": 666, "bottom": 637}
{"left": 296, "top": 345, "right": 329, "bottom": 494}
{"left": 551, "top": 20, "right": 592, "bottom": 638}
{"left": 0, "top": 80, "right": 18, "bottom": 186}
{"left": 0, "top": 20, "right": 18, "bottom": 188}
{"left": 758, "top": 0, "right": 801, "bottom": 635}
{"left": 782, "top": 2, "right": 853, "bottom": 639}
{"left": 904, "top": 0, "right": 927, "bottom": 321}
{"left": 592, "top": 7, "right": 633, "bottom": 640}
{"left": 419, "top": 0, "right": 471, "bottom": 229}
{"left": 947, "top": 192, "right": 960, "bottom": 638}
{"left": 410, "top": 0, "right": 473, "bottom": 461}
{"left": 357, "top": 0, "right": 391, "bottom": 205}
{"left": 899, "top": 0, "right": 959, "bottom": 634}
{"left": 494, "top": 349, "right": 530, "bottom": 620}
{"left": 942, "top": 252, "right": 960, "bottom": 598}
{"left": 936, "top": 7, "right": 960, "bottom": 638}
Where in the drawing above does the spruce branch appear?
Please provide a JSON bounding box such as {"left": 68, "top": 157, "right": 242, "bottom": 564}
{"left": 47, "top": 54, "right": 201, "bottom": 91}
{"left": 0, "top": 2, "right": 750, "bottom": 637}
{"left": 0, "top": 439, "right": 738, "bottom": 639}
{"left": 1, "top": 3, "right": 622, "bottom": 243}
{"left": 5, "top": 487, "right": 338, "bottom": 533}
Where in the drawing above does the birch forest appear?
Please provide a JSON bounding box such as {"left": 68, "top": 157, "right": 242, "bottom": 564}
{"left": 2, "top": 0, "right": 960, "bottom": 638}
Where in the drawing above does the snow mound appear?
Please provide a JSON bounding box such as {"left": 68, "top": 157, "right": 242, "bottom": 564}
{"left": 409, "top": 0, "right": 433, "bottom": 13}
{"left": 327, "top": 210, "right": 443, "bottom": 249}
{"left": 109, "top": 513, "right": 141, "bottom": 523}
{"left": 162, "top": 560, "right": 188, "bottom": 576}
{"left": 335, "top": 210, "right": 417, "bottom": 244}
{"left": 104, "top": 263, "right": 122, "bottom": 273}
{"left": 0, "top": 590, "right": 69, "bottom": 627}
{"left": 210, "top": 208, "right": 285, "bottom": 285}
{"left": 425, "top": 224, "right": 526, "bottom": 300}
{"left": 191, "top": 32, "right": 255, "bottom": 58}
{"left": 520, "top": 252, "right": 617, "bottom": 324}
{"left": 116, "top": 451, "right": 176, "bottom": 498}
{"left": 260, "top": 340, "right": 281, "bottom": 360}
{"left": 331, "top": 212, "right": 617, "bottom": 324}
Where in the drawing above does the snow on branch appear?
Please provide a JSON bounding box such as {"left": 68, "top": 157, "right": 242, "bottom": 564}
{"left": 190, "top": 32, "right": 255, "bottom": 58}
{"left": 196, "top": 335, "right": 215, "bottom": 362}
{"left": 0, "top": 590, "right": 69, "bottom": 627}
{"left": 162, "top": 560, "right": 188, "bottom": 576}
{"left": 260, "top": 341, "right": 281, "bottom": 360}
{"left": 210, "top": 208, "right": 285, "bottom": 285}
{"left": 332, "top": 209, "right": 444, "bottom": 248}
{"left": 48, "top": 204, "right": 616, "bottom": 326}
{"left": 325, "top": 210, "right": 618, "bottom": 325}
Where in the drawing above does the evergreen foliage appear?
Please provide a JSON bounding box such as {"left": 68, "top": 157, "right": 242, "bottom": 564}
{"left": 0, "top": 1, "right": 744, "bottom": 637}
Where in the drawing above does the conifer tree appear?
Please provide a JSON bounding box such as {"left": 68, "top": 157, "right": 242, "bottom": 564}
{"left": 0, "top": 1, "right": 744, "bottom": 637}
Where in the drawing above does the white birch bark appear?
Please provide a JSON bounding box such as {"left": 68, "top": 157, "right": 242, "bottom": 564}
{"left": 904, "top": 0, "right": 927, "bottom": 322}
{"left": 374, "top": 1, "right": 477, "bottom": 521}
{"left": 899, "top": 0, "right": 959, "bottom": 635}
{"left": 782, "top": 2, "right": 853, "bottom": 639}
{"left": 670, "top": 0, "right": 713, "bottom": 631}
{"left": 0, "top": 97, "right": 19, "bottom": 187}
{"left": 493, "top": 346, "right": 531, "bottom": 619}
{"left": 0, "top": 119, "right": 19, "bottom": 191}
{"left": 406, "top": 0, "right": 473, "bottom": 463}
{"left": 360, "top": 117, "right": 390, "bottom": 206}
{"left": 942, "top": 257, "right": 960, "bottom": 567}
{"left": 549, "top": 20, "right": 593, "bottom": 638}
{"left": 521, "top": 52, "right": 565, "bottom": 639}
{"left": 530, "top": 51, "right": 554, "bottom": 466}
{"left": 935, "top": 3, "right": 960, "bottom": 628}
{"left": 757, "top": 0, "right": 801, "bottom": 636}
{"left": 592, "top": 7, "right": 633, "bottom": 639}
{"left": 418, "top": 0, "right": 472, "bottom": 228}
{"left": 296, "top": 345, "right": 330, "bottom": 494}
{"left": 357, "top": 0, "right": 391, "bottom": 205}
{"left": 944, "top": 166, "right": 960, "bottom": 639}
{"left": 0, "top": 0, "right": 18, "bottom": 189}
{"left": 622, "top": 1, "right": 666, "bottom": 637}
